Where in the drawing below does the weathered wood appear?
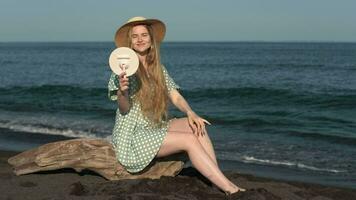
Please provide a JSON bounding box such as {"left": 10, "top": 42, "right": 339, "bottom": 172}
{"left": 8, "top": 138, "right": 185, "bottom": 180}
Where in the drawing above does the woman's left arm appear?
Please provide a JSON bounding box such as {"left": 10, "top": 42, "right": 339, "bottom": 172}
{"left": 169, "top": 89, "right": 211, "bottom": 136}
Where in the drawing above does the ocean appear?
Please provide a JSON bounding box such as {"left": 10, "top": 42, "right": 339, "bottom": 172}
{"left": 0, "top": 42, "right": 355, "bottom": 189}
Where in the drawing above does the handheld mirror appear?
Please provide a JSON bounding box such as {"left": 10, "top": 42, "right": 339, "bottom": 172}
{"left": 109, "top": 47, "right": 139, "bottom": 76}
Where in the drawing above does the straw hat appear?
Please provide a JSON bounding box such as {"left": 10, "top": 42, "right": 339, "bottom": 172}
{"left": 114, "top": 16, "right": 166, "bottom": 47}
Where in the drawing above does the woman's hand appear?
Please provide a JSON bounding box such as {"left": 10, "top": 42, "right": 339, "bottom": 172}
{"left": 118, "top": 72, "right": 129, "bottom": 94}
{"left": 187, "top": 111, "right": 211, "bottom": 136}
{"left": 116, "top": 71, "right": 130, "bottom": 114}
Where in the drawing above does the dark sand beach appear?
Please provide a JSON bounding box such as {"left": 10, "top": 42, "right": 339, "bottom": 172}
{"left": 1, "top": 151, "right": 355, "bottom": 200}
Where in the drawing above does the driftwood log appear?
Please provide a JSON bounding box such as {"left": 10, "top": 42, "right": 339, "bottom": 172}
{"left": 7, "top": 138, "right": 185, "bottom": 180}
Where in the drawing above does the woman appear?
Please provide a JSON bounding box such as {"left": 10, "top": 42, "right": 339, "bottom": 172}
{"left": 108, "top": 16, "right": 245, "bottom": 195}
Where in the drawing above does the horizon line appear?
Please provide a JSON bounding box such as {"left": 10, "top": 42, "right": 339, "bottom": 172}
{"left": 1, "top": 40, "right": 356, "bottom": 44}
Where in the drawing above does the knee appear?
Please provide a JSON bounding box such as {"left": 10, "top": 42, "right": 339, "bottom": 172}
{"left": 183, "top": 133, "right": 200, "bottom": 151}
{"left": 198, "top": 131, "right": 211, "bottom": 141}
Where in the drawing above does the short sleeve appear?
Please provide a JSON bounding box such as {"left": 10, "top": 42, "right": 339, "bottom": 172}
{"left": 108, "top": 73, "right": 120, "bottom": 101}
{"left": 162, "top": 65, "right": 180, "bottom": 93}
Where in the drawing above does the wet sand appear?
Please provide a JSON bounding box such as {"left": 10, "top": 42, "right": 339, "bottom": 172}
{"left": 1, "top": 150, "right": 355, "bottom": 200}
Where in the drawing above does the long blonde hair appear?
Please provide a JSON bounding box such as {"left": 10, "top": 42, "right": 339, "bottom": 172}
{"left": 127, "top": 25, "right": 169, "bottom": 126}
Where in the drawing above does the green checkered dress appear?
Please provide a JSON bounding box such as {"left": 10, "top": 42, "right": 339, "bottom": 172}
{"left": 108, "top": 65, "right": 179, "bottom": 173}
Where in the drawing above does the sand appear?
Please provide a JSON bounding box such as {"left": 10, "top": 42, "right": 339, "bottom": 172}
{"left": 0, "top": 150, "right": 355, "bottom": 200}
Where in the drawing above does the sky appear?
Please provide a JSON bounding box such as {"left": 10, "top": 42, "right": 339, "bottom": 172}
{"left": 0, "top": 0, "right": 356, "bottom": 42}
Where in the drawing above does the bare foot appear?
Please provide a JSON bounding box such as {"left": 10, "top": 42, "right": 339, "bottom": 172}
{"left": 225, "top": 186, "right": 246, "bottom": 195}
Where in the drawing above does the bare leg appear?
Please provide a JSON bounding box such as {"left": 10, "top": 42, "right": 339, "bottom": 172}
{"left": 166, "top": 118, "right": 240, "bottom": 191}
{"left": 156, "top": 119, "right": 244, "bottom": 194}
{"left": 168, "top": 118, "right": 218, "bottom": 165}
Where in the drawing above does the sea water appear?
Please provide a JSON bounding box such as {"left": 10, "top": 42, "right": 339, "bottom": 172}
{"left": 0, "top": 42, "right": 355, "bottom": 188}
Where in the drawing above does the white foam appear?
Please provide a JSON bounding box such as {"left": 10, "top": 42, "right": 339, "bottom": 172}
{"left": 0, "top": 122, "right": 111, "bottom": 142}
{"left": 242, "top": 156, "right": 346, "bottom": 173}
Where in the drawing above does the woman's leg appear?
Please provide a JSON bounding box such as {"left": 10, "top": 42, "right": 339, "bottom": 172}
{"left": 168, "top": 118, "right": 218, "bottom": 165}
{"left": 156, "top": 119, "right": 244, "bottom": 194}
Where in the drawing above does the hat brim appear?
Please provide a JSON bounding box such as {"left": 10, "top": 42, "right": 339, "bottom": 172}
{"left": 114, "top": 19, "right": 166, "bottom": 47}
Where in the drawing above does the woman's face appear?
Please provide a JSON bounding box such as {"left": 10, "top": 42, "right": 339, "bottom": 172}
{"left": 131, "top": 25, "right": 152, "bottom": 54}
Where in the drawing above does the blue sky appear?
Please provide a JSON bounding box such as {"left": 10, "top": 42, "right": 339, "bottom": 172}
{"left": 1, "top": 0, "right": 355, "bottom": 42}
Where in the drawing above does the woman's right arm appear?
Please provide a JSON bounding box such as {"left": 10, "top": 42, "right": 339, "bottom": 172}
{"left": 117, "top": 72, "right": 130, "bottom": 114}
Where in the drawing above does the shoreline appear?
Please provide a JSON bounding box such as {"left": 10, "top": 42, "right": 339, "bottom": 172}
{"left": 1, "top": 126, "right": 354, "bottom": 190}
{"left": 1, "top": 150, "right": 355, "bottom": 200}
